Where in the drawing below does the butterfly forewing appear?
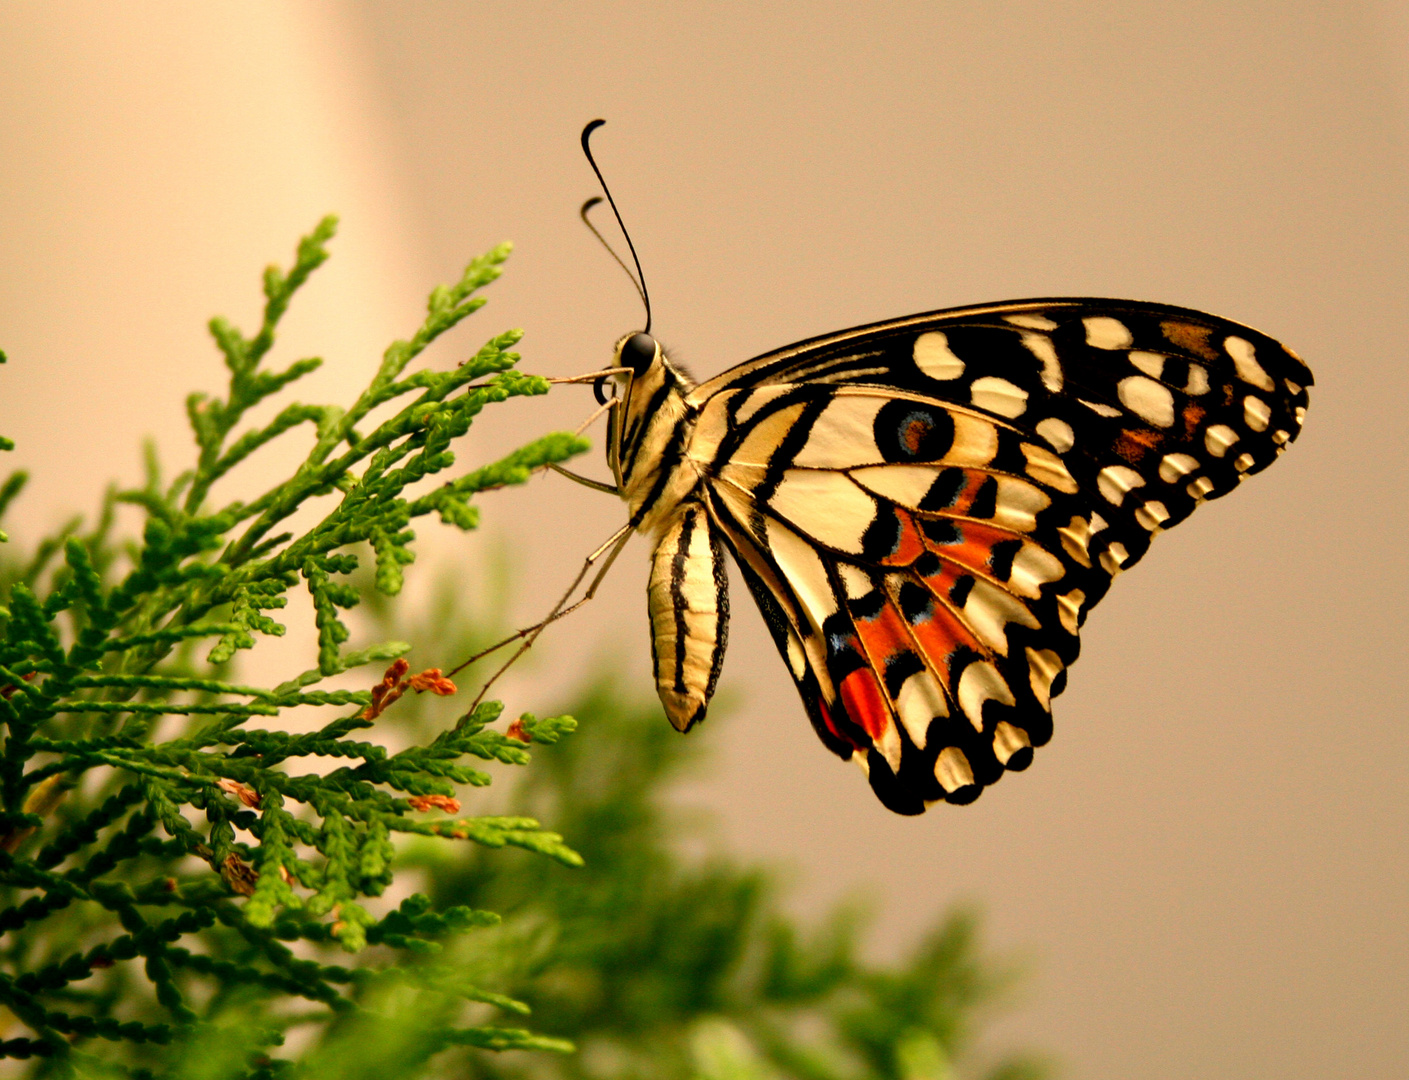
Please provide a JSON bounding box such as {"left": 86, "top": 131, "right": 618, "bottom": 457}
{"left": 620, "top": 299, "right": 1310, "bottom": 814}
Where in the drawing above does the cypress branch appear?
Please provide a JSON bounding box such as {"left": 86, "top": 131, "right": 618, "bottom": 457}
{"left": 0, "top": 219, "right": 587, "bottom": 1075}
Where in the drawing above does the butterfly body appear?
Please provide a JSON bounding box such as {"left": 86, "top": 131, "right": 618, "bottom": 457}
{"left": 605, "top": 299, "right": 1311, "bottom": 815}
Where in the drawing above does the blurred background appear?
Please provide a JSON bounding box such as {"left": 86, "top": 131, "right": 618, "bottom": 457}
{"left": 0, "top": 2, "right": 1405, "bottom": 1077}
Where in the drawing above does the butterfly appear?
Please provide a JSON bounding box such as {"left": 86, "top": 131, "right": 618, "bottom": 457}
{"left": 560, "top": 122, "right": 1312, "bottom": 815}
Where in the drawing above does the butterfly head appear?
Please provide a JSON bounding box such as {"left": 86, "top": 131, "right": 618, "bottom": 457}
{"left": 609, "top": 331, "right": 694, "bottom": 394}
{"left": 604, "top": 330, "right": 696, "bottom": 513}
{"left": 619, "top": 332, "right": 659, "bottom": 377}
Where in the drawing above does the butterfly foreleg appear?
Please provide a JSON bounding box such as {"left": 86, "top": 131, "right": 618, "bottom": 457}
{"left": 648, "top": 499, "right": 729, "bottom": 732}
{"left": 547, "top": 462, "right": 620, "bottom": 494}
{"left": 458, "top": 522, "right": 634, "bottom": 706}
{"left": 547, "top": 366, "right": 632, "bottom": 386}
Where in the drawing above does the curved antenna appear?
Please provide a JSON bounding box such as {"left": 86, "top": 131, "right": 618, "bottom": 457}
{"left": 580, "top": 197, "right": 648, "bottom": 314}
{"left": 580, "top": 118, "right": 652, "bottom": 333}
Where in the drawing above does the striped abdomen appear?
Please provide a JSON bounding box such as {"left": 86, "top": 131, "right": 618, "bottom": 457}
{"left": 647, "top": 499, "right": 730, "bottom": 731}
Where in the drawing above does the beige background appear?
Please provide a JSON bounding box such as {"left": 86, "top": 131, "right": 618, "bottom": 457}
{"left": 2, "top": 3, "right": 1406, "bottom": 1077}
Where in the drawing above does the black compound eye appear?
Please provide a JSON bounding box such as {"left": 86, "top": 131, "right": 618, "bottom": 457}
{"left": 621, "top": 333, "right": 658, "bottom": 375}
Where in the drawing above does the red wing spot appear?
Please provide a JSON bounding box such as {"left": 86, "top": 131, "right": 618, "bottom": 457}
{"left": 949, "top": 472, "right": 989, "bottom": 515}
{"left": 916, "top": 558, "right": 964, "bottom": 597}
{"left": 1114, "top": 428, "right": 1161, "bottom": 463}
{"left": 879, "top": 508, "right": 927, "bottom": 566}
{"left": 903, "top": 599, "right": 980, "bottom": 688}
{"left": 922, "top": 518, "right": 1016, "bottom": 576}
{"left": 839, "top": 668, "right": 891, "bottom": 744}
{"left": 853, "top": 598, "right": 918, "bottom": 672}
{"left": 1161, "top": 320, "right": 1219, "bottom": 361}
{"left": 816, "top": 697, "right": 859, "bottom": 749}
{"left": 1182, "top": 403, "right": 1206, "bottom": 438}
{"left": 902, "top": 417, "right": 931, "bottom": 454}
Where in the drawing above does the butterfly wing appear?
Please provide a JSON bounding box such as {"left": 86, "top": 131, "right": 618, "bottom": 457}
{"left": 687, "top": 299, "right": 1311, "bottom": 813}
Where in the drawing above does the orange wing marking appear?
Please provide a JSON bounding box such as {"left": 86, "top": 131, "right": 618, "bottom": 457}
{"left": 851, "top": 595, "right": 922, "bottom": 673}
{"left": 837, "top": 667, "right": 891, "bottom": 744}
{"left": 877, "top": 507, "right": 928, "bottom": 566}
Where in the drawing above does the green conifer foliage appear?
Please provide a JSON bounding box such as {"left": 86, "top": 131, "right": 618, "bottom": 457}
{"left": 0, "top": 220, "right": 589, "bottom": 1076}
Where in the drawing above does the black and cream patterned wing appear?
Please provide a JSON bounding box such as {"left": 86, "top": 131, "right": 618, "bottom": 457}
{"left": 695, "top": 384, "right": 1089, "bottom": 813}
{"left": 685, "top": 300, "right": 1311, "bottom": 813}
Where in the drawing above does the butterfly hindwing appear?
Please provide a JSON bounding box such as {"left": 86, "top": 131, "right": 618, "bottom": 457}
{"left": 680, "top": 299, "right": 1311, "bottom": 812}
{"left": 704, "top": 393, "right": 1085, "bottom": 812}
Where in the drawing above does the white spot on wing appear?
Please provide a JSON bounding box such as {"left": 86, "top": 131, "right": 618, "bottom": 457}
{"left": 1004, "top": 313, "right": 1059, "bottom": 331}
{"left": 1187, "top": 476, "right": 1215, "bottom": 500}
{"left": 1058, "top": 517, "right": 1092, "bottom": 568}
{"left": 956, "top": 660, "right": 1015, "bottom": 732}
{"left": 1225, "top": 336, "right": 1275, "bottom": 391}
{"left": 837, "top": 562, "right": 874, "bottom": 600}
{"left": 1035, "top": 417, "right": 1074, "bottom": 452}
{"left": 934, "top": 746, "right": 974, "bottom": 792}
{"left": 991, "top": 477, "right": 1051, "bottom": 533}
{"left": 1085, "top": 316, "right": 1134, "bottom": 349}
{"left": 1008, "top": 543, "right": 1064, "bottom": 598}
{"left": 1158, "top": 453, "right": 1199, "bottom": 483}
{"left": 895, "top": 669, "right": 948, "bottom": 749}
{"left": 1057, "top": 588, "right": 1085, "bottom": 634}
{"left": 993, "top": 720, "right": 1031, "bottom": 765}
{"left": 947, "top": 414, "right": 1000, "bottom": 468}
{"left": 1079, "top": 398, "right": 1123, "bottom": 418}
{"left": 874, "top": 710, "right": 903, "bottom": 772}
{"left": 1097, "top": 465, "right": 1145, "bottom": 506}
{"left": 1099, "top": 542, "right": 1129, "bottom": 576}
{"left": 1118, "top": 376, "right": 1175, "bottom": 427}
{"left": 785, "top": 633, "right": 807, "bottom": 679}
{"left": 1234, "top": 452, "right": 1255, "bottom": 472}
{"left": 1243, "top": 395, "right": 1271, "bottom": 431}
{"left": 962, "top": 577, "right": 1039, "bottom": 655}
{"left": 1186, "top": 364, "right": 1210, "bottom": 396}
{"left": 913, "top": 331, "right": 965, "bottom": 380}
{"left": 1128, "top": 351, "right": 1166, "bottom": 379}
{"left": 1135, "top": 500, "right": 1170, "bottom": 531}
{"left": 1205, "top": 424, "right": 1239, "bottom": 458}
{"left": 1021, "top": 443, "right": 1078, "bottom": 493}
{"left": 1020, "top": 333, "right": 1063, "bottom": 392}
{"left": 970, "top": 376, "right": 1029, "bottom": 418}
{"left": 1025, "top": 647, "right": 1064, "bottom": 709}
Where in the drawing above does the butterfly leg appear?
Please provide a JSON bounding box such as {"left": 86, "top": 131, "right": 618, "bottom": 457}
{"left": 546, "top": 366, "right": 631, "bottom": 386}
{"left": 547, "top": 462, "right": 620, "bottom": 495}
{"left": 462, "top": 522, "right": 634, "bottom": 707}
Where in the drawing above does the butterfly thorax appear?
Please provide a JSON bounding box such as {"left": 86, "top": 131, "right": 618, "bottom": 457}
{"left": 609, "top": 334, "right": 705, "bottom": 537}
